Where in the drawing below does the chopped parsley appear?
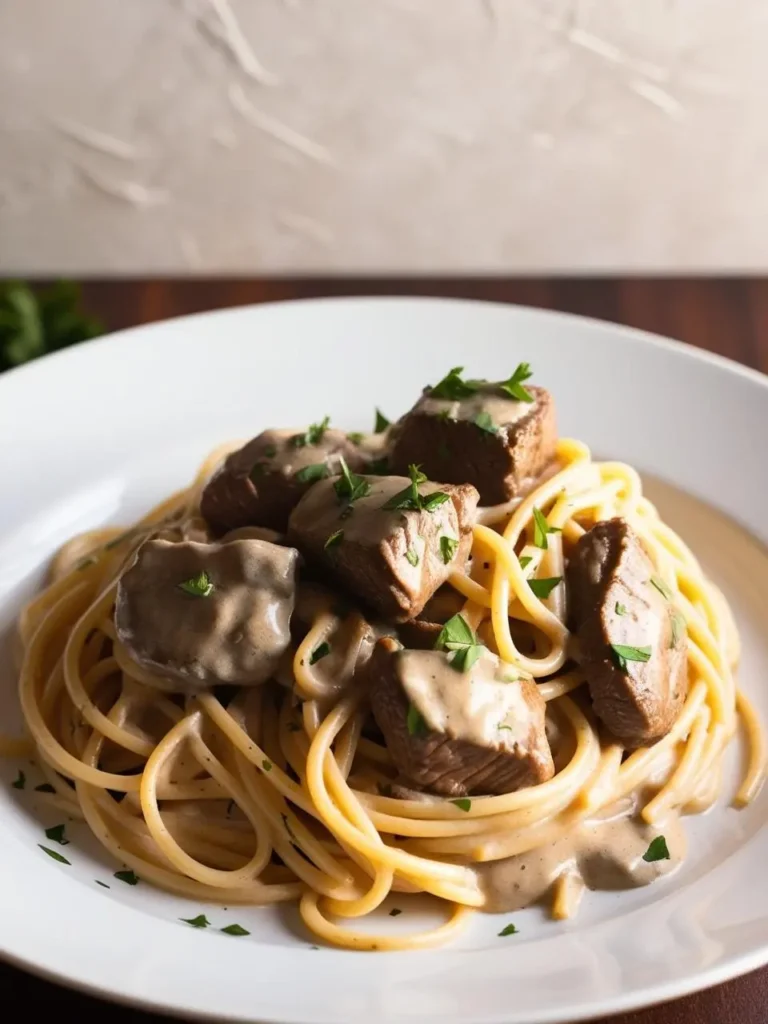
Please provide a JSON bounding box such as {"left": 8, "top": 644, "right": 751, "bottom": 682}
{"left": 177, "top": 570, "right": 214, "bottom": 598}
{"left": 295, "top": 463, "right": 328, "bottom": 484}
{"left": 262, "top": 759, "right": 273, "bottom": 773}
{"left": 11, "top": 770, "right": 25, "bottom": 790}
{"left": 382, "top": 464, "right": 449, "bottom": 513}
{"left": 95, "top": 880, "right": 110, "bottom": 888}
{"left": 406, "top": 705, "right": 428, "bottom": 737}
{"left": 519, "top": 555, "right": 532, "bottom": 570}
{"left": 670, "top": 609, "right": 686, "bottom": 648}
{"left": 334, "top": 456, "right": 370, "bottom": 504}
{"left": 615, "top": 602, "right": 627, "bottom": 616}
{"left": 389, "top": 907, "right": 402, "bottom": 917}
{"left": 105, "top": 528, "right": 141, "bottom": 551}
{"left": 221, "top": 923, "right": 250, "bottom": 936}
{"left": 310, "top": 642, "right": 331, "bottom": 665}
{"left": 45, "top": 824, "right": 69, "bottom": 846}
{"left": 347, "top": 432, "right": 365, "bottom": 445}
{"left": 451, "top": 798, "right": 471, "bottom": 812}
{"left": 39, "top": 845, "right": 70, "bottom": 865}
{"left": 528, "top": 576, "right": 562, "bottom": 600}
{"left": 374, "top": 408, "right": 391, "bottom": 433}
{"left": 499, "top": 363, "right": 534, "bottom": 403}
{"left": 429, "top": 366, "right": 479, "bottom": 400}
{"left": 281, "top": 813, "right": 298, "bottom": 845}
{"left": 181, "top": 914, "right": 211, "bottom": 928}
{"left": 440, "top": 536, "right": 459, "bottom": 564}
{"left": 324, "top": 529, "right": 344, "bottom": 550}
{"left": 291, "top": 416, "right": 330, "bottom": 448}
{"left": 114, "top": 869, "right": 139, "bottom": 886}
{"left": 642, "top": 836, "right": 670, "bottom": 862}
{"left": 434, "top": 613, "right": 486, "bottom": 673}
{"left": 473, "top": 411, "right": 498, "bottom": 435}
{"left": 532, "top": 507, "right": 561, "bottom": 550}
{"left": 263, "top": 444, "right": 277, "bottom": 458}
{"left": 35, "top": 782, "right": 56, "bottom": 793}
{"left": 498, "top": 922, "right": 519, "bottom": 937}
{"left": 405, "top": 548, "right": 419, "bottom": 567}
{"left": 650, "top": 575, "right": 674, "bottom": 601}
{"left": 610, "top": 643, "right": 652, "bottom": 672}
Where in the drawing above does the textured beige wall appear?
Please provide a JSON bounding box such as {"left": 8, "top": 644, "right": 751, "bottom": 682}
{"left": 1, "top": 0, "right": 766, "bottom": 273}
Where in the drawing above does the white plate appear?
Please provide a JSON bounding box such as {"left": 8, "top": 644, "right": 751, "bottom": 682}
{"left": 1, "top": 297, "right": 768, "bottom": 1024}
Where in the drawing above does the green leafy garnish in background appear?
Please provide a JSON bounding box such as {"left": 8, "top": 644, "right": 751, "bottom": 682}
{"left": 0, "top": 281, "right": 102, "bottom": 373}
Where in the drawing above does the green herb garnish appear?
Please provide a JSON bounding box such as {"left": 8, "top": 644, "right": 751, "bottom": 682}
{"left": 382, "top": 464, "right": 449, "bottom": 513}
{"left": 11, "top": 770, "right": 25, "bottom": 790}
{"left": 451, "top": 798, "right": 471, "bottom": 812}
{"left": 670, "top": 609, "right": 686, "bottom": 648}
{"left": 0, "top": 280, "right": 102, "bottom": 372}
{"left": 310, "top": 642, "right": 331, "bottom": 665}
{"left": 615, "top": 602, "right": 627, "bottom": 616}
{"left": 406, "top": 705, "right": 428, "bottom": 737}
{"left": 324, "top": 529, "right": 344, "bottom": 550}
{"left": 650, "top": 575, "right": 674, "bottom": 601}
{"left": 498, "top": 922, "right": 519, "bottom": 936}
{"left": 39, "top": 845, "right": 71, "bottom": 864}
{"left": 642, "top": 836, "right": 670, "bottom": 862}
{"left": 334, "top": 456, "right": 370, "bottom": 504}
{"left": 347, "top": 432, "right": 365, "bottom": 445}
{"left": 519, "top": 555, "right": 532, "bottom": 570}
{"left": 262, "top": 759, "right": 272, "bottom": 772}
{"left": 291, "top": 416, "right": 330, "bottom": 448}
{"left": 429, "top": 366, "right": 479, "bottom": 400}
{"left": 434, "top": 613, "right": 486, "bottom": 673}
{"left": 114, "top": 869, "right": 139, "bottom": 885}
{"left": 532, "top": 507, "right": 561, "bottom": 549}
{"left": 389, "top": 907, "right": 402, "bottom": 917}
{"left": 35, "top": 782, "right": 56, "bottom": 793}
{"left": 45, "top": 824, "right": 69, "bottom": 846}
{"left": 473, "top": 411, "right": 498, "bottom": 435}
{"left": 177, "top": 570, "right": 214, "bottom": 598}
{"left": 181, "top": 914, "right": 211, "bottom": 928}
{"left": 221, "top": 923, "right": 250, "bottom": 936}
{"left": 295, "top": 463, "right": 328, "bottom": 484}
{"left": 528, "top": 576, "right": 562, "bottom": 600}
{"left": 499, "top": 363, "right": 534, "bottom": 403}
{"left": 374, "top": 409, "right": 391, "bottom": 433}
{"left": 610, "top": 643, "right": 652, "bottom": 672}
{"left": 440, "top": 536, "right": 459, "bottom": 564}
{"left": 95, "top": 880, "right": 110, "bottom": 888}
{"left": 405, "top": 548, "right": 419, "bottom": 567}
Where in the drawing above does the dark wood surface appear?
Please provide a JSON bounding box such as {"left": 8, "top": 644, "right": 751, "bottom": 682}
{"left": 4, "top": 277, "right": 768, "bottom": 1023}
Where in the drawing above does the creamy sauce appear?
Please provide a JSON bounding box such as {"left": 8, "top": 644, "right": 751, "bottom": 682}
{"left": 243, "top": 427, "right": 366, "bottom": 479}
{"left": 477, "top": 807, "right": 687, "bottom": 912}
{"left": 417, "top": 387, "right": 535, "bottom": 433}
{"left": 397, "top": 648, "right": 538, "bottom": 749}
{"left": 115, "top": 538, "right": 299, "bottom": 692}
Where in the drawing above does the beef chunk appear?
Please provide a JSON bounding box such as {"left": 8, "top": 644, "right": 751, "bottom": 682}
{"left": 287, "top": 472, "right": 478, "bottom": 623}
{"left": 368, "top": 638, "right": 554, "bottom": 796}
{"left": 389, "top": 382, "right": 557, "bottom": 505}
{"left": 397, "top": 586, "right": 466, "bottom": 650}
{"left": 200, "top": 425, "right": 368, "bottom": 534}
{"left": 115, "top": 537, "right": 299, "bottom": 692}
{"left": 567, "top": 518, "right": 688, "bottom": 747}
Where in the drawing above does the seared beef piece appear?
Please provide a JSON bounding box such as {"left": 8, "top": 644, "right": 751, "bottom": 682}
{"left": 200, "top": 427, "right": 368, "bottom": 534}
{"left": 390, "top": 384, "right": 557, "bottom": 505}
{"left": 397, "top": 586, "right": 465, "bottom": 649}
{"left": 368, "top": 638, "right": 554, "bottom": 797}
{"left": 567, "top": 517, "right": 688, "bottom": 747}
{"left": 287, "top": 474, "right": 478, "bottom": 623}
{"left": 115, "top": 537, "right": 299, "bottom": 693}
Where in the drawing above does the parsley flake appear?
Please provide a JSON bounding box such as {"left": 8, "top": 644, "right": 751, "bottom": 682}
{"left": 292, "top": 416, "right": 330, "bottom": 448}
{"left": 35, "top": 782, "right": 56, "bottom": 793}
{"left": 406, "top": 705, "right": 428, "bottom": 737}
{"left": 374, "top": 409, "right": 391, "bottom": 433}
{"left": 263, "top": 444, "right": 277, "bottom": 458}
{"left": 39, "top": 845, "right": 70, "bottom": 865}
{"left": 310, "top": 642, "right": 331, "bottom": 665}
{"left": 382, "top": 464, "right": 449, "bottom": 513}
{"left": 615, "top": 602, "right": 627, "bottom": 616}
{"left": 405, "top": 548, "right": 419, "bottom": 567}
{"left": 45, "top": 824, "right": 69, "bottom": 846}
{"left": 177, "top": 570, "right": 214, "bottom": 598}
{"left": 221, "top": 923, "right": 250, "bottom": 936}
{"left": 498, "top": 922, "right": 519, "bottom": 937}
{"left": 610, "top": 643, "right": 652, "bottom": 672}
{"left": 499, "top": 363, "right": 534, "bottom": 403}
{"left": 440, "top": 536, "right": 459, "bottom": 564}
{"left": 429, "top": 366, "right": 479, "bottom": 400}
{"left": 670, "top": 609, "right": 686, "bottom": 649}
{"left": 650, "top": 575, "right": 674, "bottom": 601}
{"left": 334, "top": 456, "right": 370, "bottom": 504}
{"left": 95, "top": 880, "right": 110, "bottom": 888}
{"left": 473, "top": 411, "right": 498, "bottom": 435}
{"left": 643, "top": 836, "right": 670, "bottom": 862}
{"left": 528, "top": 576, "right": 562, "bottom": 600}
{"left": 114, "top": 869, "right": 139, "bottom": 886}
{"left": 295, "top": 463, "right": 328, "bottom": 484}
{"left": 434, "top": 613, "right": 486, "bottom": 673}
{"left": 389, "top": 907, "right": 402, "bottom": 917}
{"left": 11, "top": 770, "right": 25, "bottom": 790}
{"left": 347, "top": 432, "right": 365, "bottom": 445}
{"left": 324, "top": 529, "right": 344, "bottom": 550}
{"left": 532, "top": 507, "right": 561, "bottom": 550}
{"left": 181, "top": 914, "right": 211, "bottom": 928}
{"left": 262, "top": 759, "right": 272, "bottom": 773}
{"left": 451, "top": 798, "right": 471, "bottom": 812}
{"left": 519, "top": 555, "right": 532, "bottom": 570}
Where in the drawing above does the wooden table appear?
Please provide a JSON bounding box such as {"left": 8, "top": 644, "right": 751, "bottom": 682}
{"left": 5, "top": 277, "right": 768, "bottom": 1023}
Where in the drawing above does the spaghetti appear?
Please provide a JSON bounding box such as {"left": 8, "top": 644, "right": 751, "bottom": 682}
{"left": 2, "top": 437, "right": 764, "bottom": 950}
